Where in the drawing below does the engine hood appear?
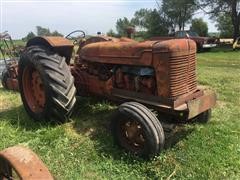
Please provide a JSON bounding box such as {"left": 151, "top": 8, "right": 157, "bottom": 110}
{"left": 79, "top": 38, "right": 196, "bottom": 66}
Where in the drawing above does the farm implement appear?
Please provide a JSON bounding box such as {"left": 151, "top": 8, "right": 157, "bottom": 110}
{"left": 0, "top": 32, "right": 21, "bottom": 91}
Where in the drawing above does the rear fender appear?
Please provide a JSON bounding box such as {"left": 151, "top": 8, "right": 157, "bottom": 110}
{"left": 26, "top": 36, "right": 74, "bottom": 64}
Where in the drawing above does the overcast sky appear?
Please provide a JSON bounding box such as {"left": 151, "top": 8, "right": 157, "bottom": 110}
{"left": 1, "top": 0, "right": 217, "bottom": 39}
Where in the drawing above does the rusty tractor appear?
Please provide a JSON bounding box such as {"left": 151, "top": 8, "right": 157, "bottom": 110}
{"left": 0, "top": 146, "right": 53, "bottom": 180}
{"left": 0, "top": 32, "right": 21, "bottom": 91}
{"left": 16, "top": 30, "right": 216, "bottom": 157}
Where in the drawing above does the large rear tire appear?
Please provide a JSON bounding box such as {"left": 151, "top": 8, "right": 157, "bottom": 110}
{"left": 19, "top": 46, "right": 76, "bottom": 122}
{"left": 1, "top": 69, "right": 9, "bottom": 89}
{"left": 111, "top": 102, "right": 165, "bottom": 158}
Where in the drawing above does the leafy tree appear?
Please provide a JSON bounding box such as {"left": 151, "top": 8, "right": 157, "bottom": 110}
{"left": 36, "top": 26, "right": 63, "bottom": 36}
{"left": 22, "top": 31, "right": 36, "bottom": 41}
{"left": 132, "top": 8, "right": 169, "bottom": 38}
{"left": 106, "top": 29, "right": 119, "bottom": 37}
{"left": 36, "top": 26, "right": 51, "bottom": 36}
{"left": 190, "top": 18, "right": 208, "bottom": 36}
{"left": 161, "top": 0, "right": 198, "bottom": 30}
{"left": 51, "top": 30, "right": 63, "bottom": 37}
{"left": 199, "top": 0, "right": 240, "bottom": 39}
{"left": 116, "top": 17, "right": 134, "bottom": 36}
{"left": 216, "top": 14, "right": 234, "bottom": 38}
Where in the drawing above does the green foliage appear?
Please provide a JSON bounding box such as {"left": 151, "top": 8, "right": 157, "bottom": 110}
{"left": 132, "top": 9, "right": 169, "bottom": 38}
{"left": 36, "top": 26, "right": 50, "bottom": 36}
{"left": 216, "top": 14, "right": 234, "bottom": 38}
{"left": 190, "top": 18, "right": 208, "bottom": 36}
{"left": 22, "top": 32, "right": 35, "bottom": 41}
{"left": 36, "top": 26, "right": 63, "bottom": 37}
{"left": 22, "top": 26, "right": 63, "bottom": 40}
{"left": 106, "top": 29, "right": 119, "bottom": 38}
{"left": 162, "top": 0, "right": 198, "bottom": 30}
{"left": 51, "top": 30, "right": 64, "bottom": 37}
{"left": 199, "top": 0, "right": 240, "bottom": 39}
{"left": 0, "top": 47, "right": 240, "bottom": 179}
{"left": 115, "top": 17, "right": 134, "bottom": 37}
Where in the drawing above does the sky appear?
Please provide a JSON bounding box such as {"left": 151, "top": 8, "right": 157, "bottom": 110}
{"left": 0, "top": 0, "right": 217, "bottom": 39}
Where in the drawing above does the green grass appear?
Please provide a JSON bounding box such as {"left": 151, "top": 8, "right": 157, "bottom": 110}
{"left": 0, "top": 47, "right": 240, "bottom": 179}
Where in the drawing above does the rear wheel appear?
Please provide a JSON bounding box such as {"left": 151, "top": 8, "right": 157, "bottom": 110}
{"left": 111, "top": 102, "right": 165, "bottom": 158}
{"left": 19, "top": 46, "right": 76, "bottom": 122}
{"left": 1, "top": 69, "right": 9, "bottom": 89}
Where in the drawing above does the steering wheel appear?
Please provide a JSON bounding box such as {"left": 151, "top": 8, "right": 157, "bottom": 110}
{"left": 65, "top": 30, "right": 86, "bottom": 45}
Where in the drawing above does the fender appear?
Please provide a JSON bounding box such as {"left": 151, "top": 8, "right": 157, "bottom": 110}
{"left": 26, "top": 36, "right": 74, "bottom": 64}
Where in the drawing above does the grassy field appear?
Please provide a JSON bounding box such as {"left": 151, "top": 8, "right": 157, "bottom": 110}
{"left": 0, "top": 47, "right": 239, "bottom": 179}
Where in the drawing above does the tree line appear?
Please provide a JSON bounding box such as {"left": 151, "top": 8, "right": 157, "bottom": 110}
{"left": 108, "top": 0, "right": 240, "bottom": 39}
{"left": 23, "top": 26, "right": 63, "bottom": 41}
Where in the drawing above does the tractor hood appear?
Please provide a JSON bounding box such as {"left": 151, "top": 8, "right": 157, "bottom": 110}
{"left": 79, "top": 38, "right": 196, "bottom": 66}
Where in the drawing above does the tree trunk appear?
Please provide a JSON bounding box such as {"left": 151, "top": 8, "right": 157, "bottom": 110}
{"left": 231, "top": 0, "right": 240, "bottom": 40}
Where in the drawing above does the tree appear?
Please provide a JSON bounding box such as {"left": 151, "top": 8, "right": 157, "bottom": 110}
{"left": 51, "top": 30, "right": 63, "bottom": 37}
{"left": 116, "top": 17, "right": 134, "bottom": 36}
{"left": 190, "top": 18, "right": 208, "bottom": 36}
{"left": 199, "top": 0, "right": 240, "bottom": 39}
{"left": 216, "top": 14, "right": 234, "bottom": 38}
{"left": 36, "top": 26, "right": 51, "bottom": 36}
{"left": 132, "top": 9, "right": 169, "bottom": 38}
{"left": 36, "top": 26, "right": 63, "bottom": 36}
{"left": 22, "top": 31, "right": 36, "bottom": 41}
{"left": 161, "top": 0, "right": 198, "bottom": 30}
{"left": 107, "top": 29, "right": 119, "bottom": 37}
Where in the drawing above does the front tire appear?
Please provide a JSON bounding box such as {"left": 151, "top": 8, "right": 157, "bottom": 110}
{"left": 111, "top": 102, "right": 165, "bottom": 158}
{"left": 19, "top": 46, "right": 76, "bottom": 122}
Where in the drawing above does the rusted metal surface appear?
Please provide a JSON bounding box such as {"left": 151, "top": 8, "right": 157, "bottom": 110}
{"left": 118, "top": 119, "right": 145, "bottom": 152}
{"left": 8, "top": 33, "right": 215, "bottom": 123}
{"left": 2, "top": 62, "right": 19, "bottom": 91}
{"left": 0, "top": 32, "right": 20, "bottom": 91}
{"left": 79, "top": 39, "right": 197, "bottom": 98}
{"left": 187, "top": 88, "right": 217, "bottom": 119}
{"left": 0, "top": 146, "right": 53, "bottom": 180}
{"left": 26, "top": 36, "right": 74, "bottom": 64}
{"left": 73, "top": 37, "right": 215, "bottom": 121}
{"left": 22, "top": 66, "right": 45, "bottom": 113}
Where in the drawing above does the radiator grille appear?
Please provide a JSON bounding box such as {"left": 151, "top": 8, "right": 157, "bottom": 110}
{"left": 169, "top": 53, "right": 197, "bottom": 98}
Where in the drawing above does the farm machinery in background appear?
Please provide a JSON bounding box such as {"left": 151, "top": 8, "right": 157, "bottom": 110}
{"left": 0, "top": 31, "right": 22, "bottom": 91}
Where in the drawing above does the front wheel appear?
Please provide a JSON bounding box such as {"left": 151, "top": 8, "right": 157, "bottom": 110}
{"left": 19, "top": 46, "right": 76, "bottom": 122}
{"left": 111, "top": 102, "right": 165, "bottom": 158}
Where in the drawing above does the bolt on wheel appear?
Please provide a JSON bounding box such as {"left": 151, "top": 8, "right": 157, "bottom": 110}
{"left": 22, "top": 66, "right": 46, "bottom": 113}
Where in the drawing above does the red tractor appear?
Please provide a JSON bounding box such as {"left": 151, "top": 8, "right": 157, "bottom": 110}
{"left": 17, "top": 30, "right": 216, "bottom": 157}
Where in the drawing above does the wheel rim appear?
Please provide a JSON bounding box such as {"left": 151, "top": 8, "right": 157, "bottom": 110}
{"left": 118, "top": 119, "right": 146, "bottom": 152}
{"left": 22, "top": 66, "right": 46, "bottom": 113}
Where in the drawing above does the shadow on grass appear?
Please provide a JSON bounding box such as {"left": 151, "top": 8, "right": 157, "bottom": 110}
{"left": 0, "top": 91, "right": 195, "bottom": 161}
{"left": 71, "top": 97, "right": 195, "bottom": 161}
{"left": 0, "top": 104, "right": 58, "bottom": 131}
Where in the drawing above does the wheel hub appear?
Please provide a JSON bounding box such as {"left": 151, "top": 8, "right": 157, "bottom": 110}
{"left": 22, "top": 66, "right": 46, "bottom": 113}
{"left": 121, "top": 120, "right": 145, "bottom": 150}
{"left": 31, "top": 71, "right": 45, "bottom": 108}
